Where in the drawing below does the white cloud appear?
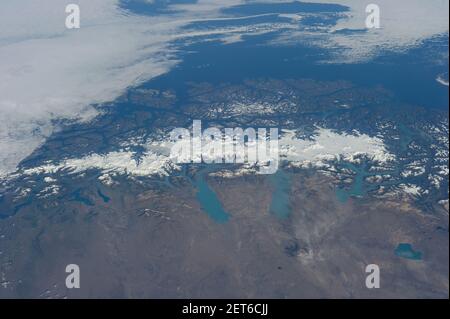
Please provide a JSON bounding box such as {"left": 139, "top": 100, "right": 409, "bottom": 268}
{"left": 0, "top": 0, "right": 256, "bottom": 176}
{"left": 0, "top": 0, "right": 188, "bottom": 176}
{"left": 281, "top": 0, "right": 449, "bottom": 62}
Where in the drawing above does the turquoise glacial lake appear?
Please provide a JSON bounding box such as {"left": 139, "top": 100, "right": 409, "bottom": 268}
{"left": 395, "top": 243, "right": 423, "bottom": 260}
{"left": 269, "top": 170, "right": 292, "bottom": 219}
{"left": 194, "top": 168, "right": 230, "bottom": 223}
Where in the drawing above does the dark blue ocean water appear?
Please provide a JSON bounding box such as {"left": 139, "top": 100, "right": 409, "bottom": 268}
{"left": 121, "top": 0, "right": 448, "bottom": 110}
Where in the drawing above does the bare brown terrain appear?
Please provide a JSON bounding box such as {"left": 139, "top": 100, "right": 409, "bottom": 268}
{"left": 0, "top": 170, "right": 448, "bottom": 299}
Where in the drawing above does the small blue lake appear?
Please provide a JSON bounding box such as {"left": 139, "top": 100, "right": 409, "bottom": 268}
{"left": 395, "top": 243, "right": 423, "bottom": 261}
{"left": 97, "top": 189, "right": 111, "bottom": 203}
{"left": 335, "top": 162, "right": 375, "bottom": 203}
{"left": 70, "top": 189, "right": 95, "bottom": 206}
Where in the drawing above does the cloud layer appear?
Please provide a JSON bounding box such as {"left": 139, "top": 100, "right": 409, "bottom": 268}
{"left": 0, "top": 0, "right": 448, "bottom": 176}
{"left": 281, "top": 0, "right": 449, "bottom": 62}
{"left": 0, "top": 0, "right": 188, "bottom": 175}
